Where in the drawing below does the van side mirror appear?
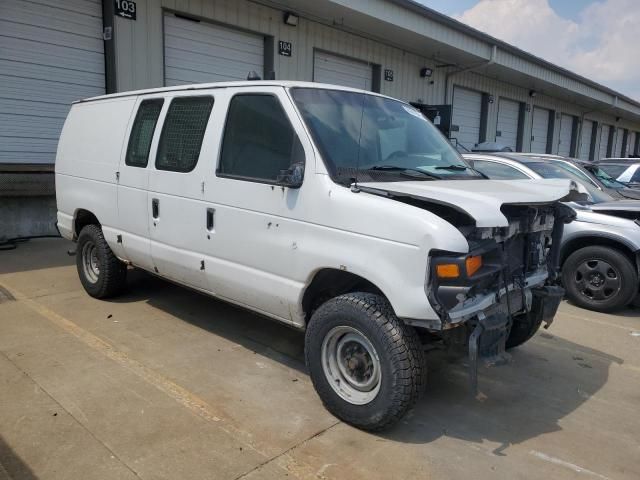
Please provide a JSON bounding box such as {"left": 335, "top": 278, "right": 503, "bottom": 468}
{"left": 277, "top": 162, "right": 304, "bottom": 189}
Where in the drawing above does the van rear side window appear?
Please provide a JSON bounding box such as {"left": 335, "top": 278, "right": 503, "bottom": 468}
{"left": 156, "top": 96, "right": 214, "bottom": 172}
{"left": 125, "top": 99, "right": 164, "bottom": 167}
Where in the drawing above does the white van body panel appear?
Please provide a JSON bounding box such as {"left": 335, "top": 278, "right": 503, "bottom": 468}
{"left": 56, "top": 82, "right": 572, "bottom": 329}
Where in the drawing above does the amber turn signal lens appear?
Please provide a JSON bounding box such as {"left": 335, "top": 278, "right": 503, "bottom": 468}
{"left": 436, "top": 263, "right": 460, "bottom": 278}
{"left": 465, "top": 255, "right": 482, "bottom": 277}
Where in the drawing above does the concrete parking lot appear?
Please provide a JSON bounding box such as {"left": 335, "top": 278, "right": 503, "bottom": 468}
{"left": 1, "top": 238, "right": 639, "bottom": 480}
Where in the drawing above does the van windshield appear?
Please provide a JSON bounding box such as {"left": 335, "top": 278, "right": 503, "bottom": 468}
{"left": 290, "top": 88, "right": 481, "bottom": 185}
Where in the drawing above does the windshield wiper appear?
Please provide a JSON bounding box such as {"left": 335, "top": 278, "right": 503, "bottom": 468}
{"left": 367, "top": 165, "right": 441, "bottom": 179}
{"left": 435, "top": 164, "right": 488, "bottom": 178}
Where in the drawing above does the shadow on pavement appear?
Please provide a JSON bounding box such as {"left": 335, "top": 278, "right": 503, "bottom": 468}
{"left": 0, "top": 435, "right": 39, "bottom": 480}
{"left": 108, "top": 268, "right": 621, "bottom": 451}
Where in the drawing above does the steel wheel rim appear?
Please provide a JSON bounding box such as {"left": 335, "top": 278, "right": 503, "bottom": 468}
{"left": 321, "top": 326, "right": 381, "bottom": 405}
{"left": 574, "top": 258, "right": 621, "bottom": 302}
{"left": 81, "top": 241, "right": 100, "bottom": 284}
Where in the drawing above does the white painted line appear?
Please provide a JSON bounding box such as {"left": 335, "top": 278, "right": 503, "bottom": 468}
{"left": 529, "top": 450, "right": 611, "bottom": 480}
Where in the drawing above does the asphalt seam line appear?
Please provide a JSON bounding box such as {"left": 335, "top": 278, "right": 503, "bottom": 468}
{"left": 0, "top": 349, "right": 143, "bottom": 480}
{"left": 0, "top": 282, "right": 326, "bottom": 480}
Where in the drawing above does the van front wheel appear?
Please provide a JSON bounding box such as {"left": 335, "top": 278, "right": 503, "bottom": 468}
{"left": 76, "top": 225, "right": 126, "bottom": 298}
{"left": 305, "top": 293, "right": 426, "bottom": 431}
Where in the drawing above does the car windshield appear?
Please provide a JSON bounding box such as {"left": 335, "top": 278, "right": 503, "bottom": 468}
{"left": 525, "top": 161, "right": 613, "bottom": 203}
{"left": 290, "top": 88, "right": 481, "bottom": 184}
{"left": 548, "top": 161, "right": 600, "bottom": 187}
{"left": 583, "top": 164, "right": 627, "bottom": 188}
{"left": 597, "top": 163, "right": 629, "bottom": 179}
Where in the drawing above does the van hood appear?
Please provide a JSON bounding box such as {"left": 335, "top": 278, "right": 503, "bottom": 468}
{"left": 357, "top": 179, "right": 574, "bottom": 227}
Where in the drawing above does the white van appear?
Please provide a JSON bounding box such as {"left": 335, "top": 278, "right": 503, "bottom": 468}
{"left": 56, "top": 81, "right": 576, "bottom": 430}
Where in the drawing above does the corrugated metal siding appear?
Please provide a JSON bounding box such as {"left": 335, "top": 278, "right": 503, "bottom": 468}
{"left": 451, "top": 86, "right": 482, "bottom": 149}
{"left": 530, "top": 107, "right": 550, "bottom": 153}
{"left": 578, "top": 120, "right": 594, "bottom": 160}
{"left": 163, "top": 13, "right": 264, "bottom": 85}
{"left": 0, "top": 0, "right": 104, "bottom": 164}
{"left": 313, "top": 51, "right": 373, "bottom": 90}
{"left": 557, "top": 114, "right": 573, "bottom": 156}
{"left": 599, "top": 125, "right": 611, "bottom": 160}
{"left": 495, "top": 98, "right": 519, "bottom": 151}
{"left": 614, "top": 127, "right": 625, "bottom": 157}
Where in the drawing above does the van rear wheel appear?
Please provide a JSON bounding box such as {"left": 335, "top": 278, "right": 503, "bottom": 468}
{"left": 305, "top": 292, "right": 426, "bottom": 431}
{"left": 76, "top": 225, "right": 126, "bottom": 298}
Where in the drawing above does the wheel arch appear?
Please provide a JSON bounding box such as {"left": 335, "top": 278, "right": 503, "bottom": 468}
{"left": 561, "top": 234, "right": 640, "bottom": 273}
{"left": 73, "top": 209, "right": 101, "bottom": 239}
{"left": 301, "top": 268, "right": 385, "bottom": 323}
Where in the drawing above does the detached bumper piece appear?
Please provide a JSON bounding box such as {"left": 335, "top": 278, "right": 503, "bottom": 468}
{"left": 468, "top": 312, "right": 511, "bottom": 396}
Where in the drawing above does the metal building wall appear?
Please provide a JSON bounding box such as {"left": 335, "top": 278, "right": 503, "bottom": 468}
{"left": 111, "top": 0, "right": 640, "bottom": 157}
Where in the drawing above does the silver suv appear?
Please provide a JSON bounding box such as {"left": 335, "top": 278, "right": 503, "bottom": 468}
{"left": 465, "top": 152, "right": 640, "bottom": 312}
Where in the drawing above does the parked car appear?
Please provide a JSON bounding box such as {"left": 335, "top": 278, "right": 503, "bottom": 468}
{"left": 517, "top": 153, "right": 640, "bottom": 200}
{"left": 465, "top": 152, "right": 640, "bottom": 312}
{"left": 56, "top": 81, "right": 577, "bottom": 430}
{"left": 596, "top": 158, "right": 640, "bottom": 186}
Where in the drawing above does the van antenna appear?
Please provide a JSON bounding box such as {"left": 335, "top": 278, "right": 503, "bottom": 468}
{"left": 351, "top": 93, "right": 367, "bottom": 193}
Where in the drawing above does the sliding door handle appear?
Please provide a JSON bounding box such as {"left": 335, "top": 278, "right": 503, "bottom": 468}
{"left": 206, "top": 208, "right": 215, "bottom": 231}
{"left": 152, "top": 198, "right": 159, "bottom": 219}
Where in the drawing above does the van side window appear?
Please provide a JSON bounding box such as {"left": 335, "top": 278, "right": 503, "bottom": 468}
{"left": 156, "top": 96, "right": 214, "bottom": 172}
{"left": 125, "top": 99, "right": 164, "bottom": 167}
{"left": 218, "top": 94, "right": 304, "bottom": 182}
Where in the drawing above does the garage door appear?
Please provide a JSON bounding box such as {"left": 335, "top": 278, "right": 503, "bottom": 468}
{"left": 578, "top": 120, "right": 594, "bottom": 160}
{"left": 495, "top": 98, "right": 519, "bottom": 151}
{"left": 0, "top": 0, "right": 105, "bottom": 164}
{"left": 599, "top": 125, "right": 611, "bottom": 159}
{"left": 313, "top": 51, "right": 373, "bottom": 90}
{"left": 164, "top": 13, "right": 264, "bottom": 86}
{"left": 530, "top": 107, "right": 550, "bottom": 153}
{"left": 451, "top": 87, "right": 482, "bottom": 150}
{"left": 557, "top": 114, "right": 573, "bottom": 157}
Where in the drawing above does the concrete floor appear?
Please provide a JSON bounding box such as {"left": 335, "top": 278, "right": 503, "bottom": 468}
{"left": 0, "top": 238, "right": 639, "bottom": 480}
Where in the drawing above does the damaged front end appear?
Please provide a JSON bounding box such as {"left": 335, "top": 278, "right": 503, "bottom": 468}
{"left": 427, "top": 202, "right": 575, "bottom": 394}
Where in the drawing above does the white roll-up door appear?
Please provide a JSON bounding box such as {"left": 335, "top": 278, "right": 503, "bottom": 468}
{"left": 578, "top": 120, "right": 594, "bottom": 160}
{"left": 530, "top": 107, "right": 550, "bottom": 153}
{"left": 313, "top": 51, "right": 373, "bottom": 90}
{"left": 451, "top": 87, "right": 483, "bottom": 150}
{"left": 163, "top": 13, "right": 264, "bottom": 86}
{"left": 495, "top": 98, "right": 519, "bottom": 151}
{"left": 557, "top": 114, "right": 573, "bottom": 156}
{"left": 0, "top": 0, "right": 105, "bottom": 164}
{"left": 599, "top": 125, "right": 611, "bottom": 159}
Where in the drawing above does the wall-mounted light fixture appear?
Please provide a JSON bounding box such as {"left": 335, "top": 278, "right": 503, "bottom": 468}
{"left": 487, "top": 95, "right": 495, "bottom": 104}
{"left": 616, "top": 116, "right": 621, "bottom": 122}
{"left": 284, "top": 12, "right": 299, "bottom": 26}
{"left": 529, "top": 90, "right": 537, "bottom": 98}
{"left": 420, "top": 67, "right": 433, "bottom": 78}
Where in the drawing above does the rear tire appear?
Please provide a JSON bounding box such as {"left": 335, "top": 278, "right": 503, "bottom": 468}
{"left": 305, "top": 292, "right": 426, "bottom": 431}
{"left": 562, "top": 246, "right": 637, "bottom": 312}
{"left": 76, "top": 225, "right": 126, "bottom": 299}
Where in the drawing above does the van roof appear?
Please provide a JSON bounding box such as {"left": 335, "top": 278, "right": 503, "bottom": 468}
{"left": 76, "top": 81, "right": 395, "bottom": 104}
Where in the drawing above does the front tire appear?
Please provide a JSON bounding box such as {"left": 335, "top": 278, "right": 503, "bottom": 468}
{"left": 76, "top": 225, "right": 127, "bottom": 298}
{"left": 305, "top": 293, "right": 426, "bottom": 431}
{"left": 562, "top": 246, "right": 637, "bottom": 312}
